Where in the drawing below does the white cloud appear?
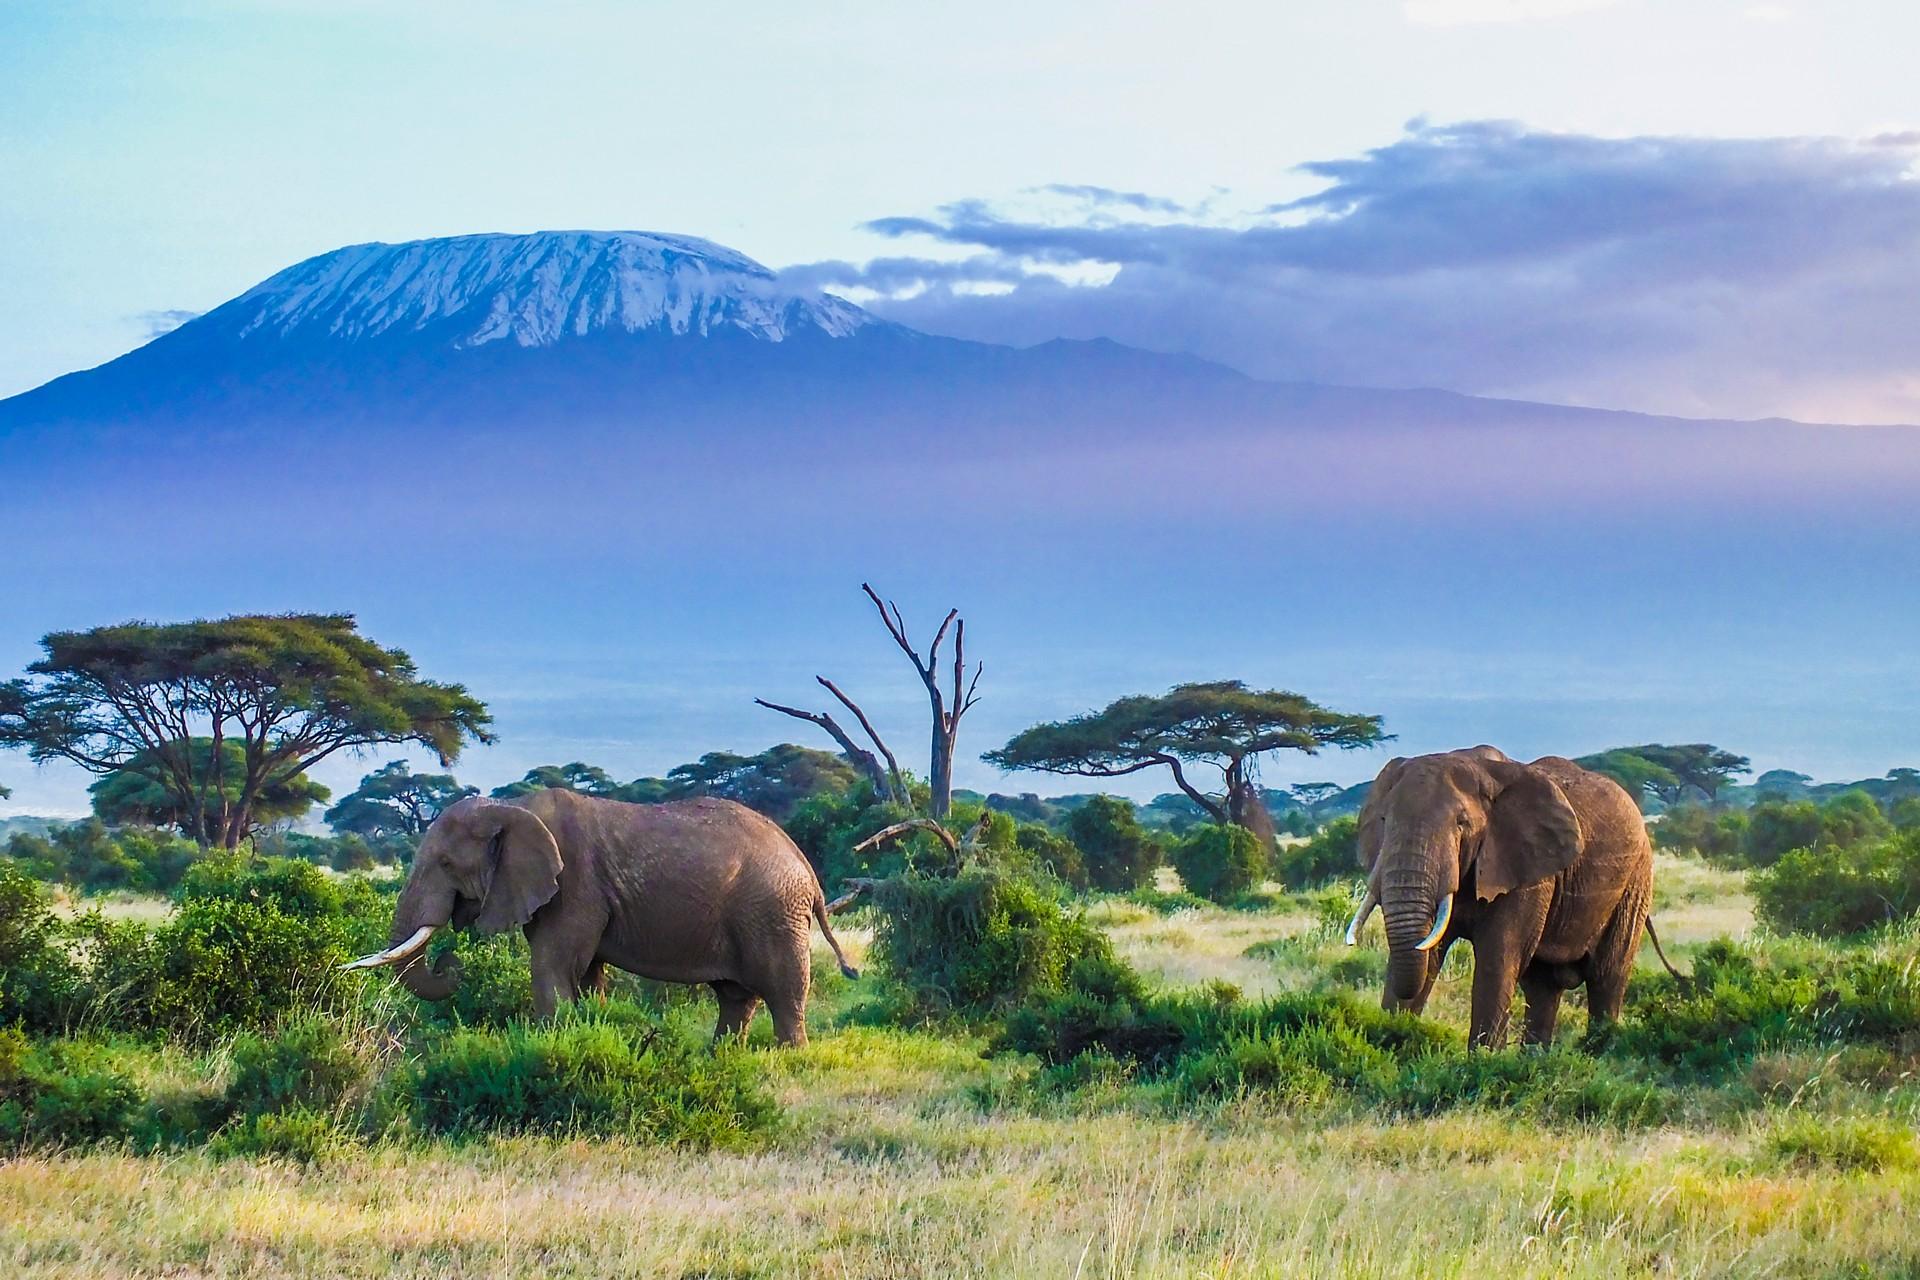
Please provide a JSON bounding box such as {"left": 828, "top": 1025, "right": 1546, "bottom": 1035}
{"left": 805, "top": 120, "right": 1920, "bottom": 424}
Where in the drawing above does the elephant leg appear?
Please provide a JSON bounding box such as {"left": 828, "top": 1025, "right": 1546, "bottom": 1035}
{"left": 753, "top": 940, "right": 812, "bottom": 1048}
{"left": 710, "top": 980, "right": 762, "bottom": 1044}
{"left": 1582, "top": 888, "right": 1649, "bottom": 1045}
{"left": 1468, "top": 887, "right": 1550, "bottom": 1050}
{"left": 528, "top": 928, "right": 599, "bottom": 1019}
{"left": 1519, "top": 972, "right": 1563, "bottom": 1047}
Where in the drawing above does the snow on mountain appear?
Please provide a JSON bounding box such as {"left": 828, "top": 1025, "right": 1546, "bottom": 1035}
{"left": 211, "top": 230, "right": 876, "bottom": 348}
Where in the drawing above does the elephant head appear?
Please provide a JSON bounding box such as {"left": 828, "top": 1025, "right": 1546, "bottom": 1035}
{"left": 1347, "top": 748, "right": 1582, "bottom": 1010}
{"left": 341, "top": 795, "right": 563, "bottom": 1000}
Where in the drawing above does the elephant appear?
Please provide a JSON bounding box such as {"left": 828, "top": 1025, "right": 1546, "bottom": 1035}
{"left": 1344, "top": 746, "right": 1655, "bottom": 1048}
{"left": 342, "top": 788, "right": 859, "bottom": 1045}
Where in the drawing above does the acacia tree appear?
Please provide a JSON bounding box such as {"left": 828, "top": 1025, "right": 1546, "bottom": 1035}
{"left": 985, "top": 681, "right": 1385, "bottom": 837}
{"left": 91, "top": 738, "right": 331, "bottom": 835}
{"left": 758, "top": 583, "right": 981, "bottom": 820}
{"left": 1575, "top": 743, "right": 1750, "bottom": 807}
{"left": 325, "top": 760, "right": 476, "bottom": 839}
{"left": 0, "top": 614, "right": 493, "bottom": 848}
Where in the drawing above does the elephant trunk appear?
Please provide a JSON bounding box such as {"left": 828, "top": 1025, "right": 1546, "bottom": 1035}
{"left": 1380, "top": 861, "right": 1446, "bottom": 1008}
{"left": 1383, "top": 904, "right": 1433, "bottom": 1006}
{"left": 387, "top": 875, "right": 462, "bottom": 1002}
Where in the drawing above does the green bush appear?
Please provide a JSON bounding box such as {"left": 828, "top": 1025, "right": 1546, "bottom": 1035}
{"left": 1767, "top": 1112, "right": 1916, "bottom": 1172}
{"left": 868, "top": 867, "right": 1111, "bottom": 1017}
{"left": 179, "top": 853, "right": 380, "bottom": 922}
{"left": 1065, "top": 796, "right": 1162, "bottom": 893}
{"left": 404, "top": 1006, "right": 778, "bottom": 1147}
{"left": 207, "top": 1107, "right": 347, "bottom": 1163}
{"left": 1273, "top": 817, "right": 1358, "bottom": 890}
{"left": 3, "top": 821, "right": 201, "bottom": 894}
{"left": 0, "top": 1030, "right": 143, "bottom": 1150}
{"left": 132, "top": 898, "right": 350, "bottom": 1042}
{"left": 408, "top": 931, "right": 536, "bottom": 1028}
{"left": 1393, "top": 1047, "right": 1669, "bottom": 1125}
{"left": 1170, "top": 823, "right": 1267, "bottom": 904}
{"left": 224, "top": 1014, "right": 372, "bottom": 1117}
{"left": 1655, "top": 804, "right": 1750, "bottom": 862}
{"left": 0, "top": 863, "right": 81, "bottom": 1031}
{"left": 1617, "top": 939, "right": 1920, "bottom": 1071}
{"left": 1014, "top": 823, "right": 1088, "bottom": 892}
{"left": 1750, "top": 832, "right": 1920, "bottom": 937}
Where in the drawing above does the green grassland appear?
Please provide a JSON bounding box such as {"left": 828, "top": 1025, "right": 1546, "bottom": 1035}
{"left": 5, "top": 853, "right": 1919, "bottom": 1278}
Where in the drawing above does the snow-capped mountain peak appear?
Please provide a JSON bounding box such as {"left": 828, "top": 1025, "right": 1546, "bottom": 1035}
{"left": 213, "top": 230, "right": 874, "bottom": 348}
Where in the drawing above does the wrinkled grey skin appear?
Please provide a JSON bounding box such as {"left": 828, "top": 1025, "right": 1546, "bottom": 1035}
{"left": 383, "top": 789, "right": 857, "bottom": 1045}
{"left": 1357, "top": 747, "right": 1653, "bottom": 1048}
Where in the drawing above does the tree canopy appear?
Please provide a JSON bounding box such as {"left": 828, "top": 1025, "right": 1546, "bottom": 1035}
{"left": 1576, "top": 743, "right": 1750, "bottom": 807}
{"left": 984, "top": 680, "right": 1386, "bottom": 834}
{"left": 324, "top": 760, "right": 477, "bottom": 839}
{"left": 666, "top": 744, "right": 860, "bottom": 821}
{"left": 0, "top": 614, "right": 493, "bottom": 848}
{"left": 90, "top": 738, "right": 330, "bottom": 835}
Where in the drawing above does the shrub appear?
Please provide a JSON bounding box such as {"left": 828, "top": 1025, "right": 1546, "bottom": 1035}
{"left": 408, "top": 930, "right": 536, "bottom": 1028}
{"left": 1015, "top": 823, "right": 1088, "bottom": 892}
{"left": 1394, "top": 1048, "right": 1669, "bottom": 1125}
{"left": 1065, "top": 797, "right": 1162, "bottom": 893}
{"left": 179, "top": 853, "right": 378, "bottom": 921}
{"left": 1654, "top": 804, "right": 1749, "bottom": 862}
{"left": 0, "top": 1031, "right": 143, "bottom": 1150}
{"left": 207, "top": 1108, "right": 346, "bottom": 1163}
{"left": 1618, "top": 939, "right": 1920, "bottom": 1071}
{"left": 868, "top": 867, "right": 1111, "bottom": 1017}
{"left": 133, "top": 898, "right": 350, "bottom": 1042}
{"left": 224, "top": 1014, "right": 372, "bottom": 1118}
{"left": 1170, "top": 823, "right": 1267, "bottom": 903}
{"left": 404, "top": 1007, "right": 777, "bottom": 1147}
{"left": 1273, "top": 817, "right": 1358, "bottom": 890}
{"left": 1767, "top": 1112, "right": 1916, "bottom": 1172}
{"left": 1751, "top": 832, "right": 1920, "bottom": 937}
{"left": 0, "top": 863, "right": 81, "bottom": 1031}
{"left": 1743, "top": 800, "right": 1824, "bottom": 866}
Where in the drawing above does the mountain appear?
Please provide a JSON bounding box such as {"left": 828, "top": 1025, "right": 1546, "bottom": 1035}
{"left": 3, "top": 229, "right": 1919, "bottom": 815}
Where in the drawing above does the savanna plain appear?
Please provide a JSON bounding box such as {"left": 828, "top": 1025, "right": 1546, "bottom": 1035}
{"left": 5, "top": 847, "right": 1918, "bottom": 1280}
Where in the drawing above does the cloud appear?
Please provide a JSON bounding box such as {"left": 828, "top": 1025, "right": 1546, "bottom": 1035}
{"left": 133, "top": 309, "right": 200, "bottom": 340}
{"left": 795, "top": 120, "right": 1920, "bottom": 423}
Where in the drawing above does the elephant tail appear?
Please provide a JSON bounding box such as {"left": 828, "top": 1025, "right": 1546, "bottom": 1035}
{"left": 812, "top": 891, "right": 861, "bottom": 980}
{"left": 1644, "top": 916, "right": 1688, "bottom": 986}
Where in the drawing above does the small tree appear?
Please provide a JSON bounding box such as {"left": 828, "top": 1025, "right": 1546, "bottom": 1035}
{"left": 91, "top": 738, "right": 331, "bottom": 835}
{"left": 1064, "top": 795, "right": 1162, "bottom": 892}
{"left": 0, "top": 614, "right": 493, "bottom": 848}
{"left": 1171, "top": 823, "right": 1267, "bottom": 903}
{"left": 986, "top": 681, "right": 1385, "bottom": 837}
{"left": 325, "top": 760, "right": 476, "bottom": 839}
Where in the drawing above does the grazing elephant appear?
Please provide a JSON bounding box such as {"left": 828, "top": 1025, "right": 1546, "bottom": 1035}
{"left": 343, "top": 789, "right": 858, "bottom": 1045}
{"left": 1344, "top": 746, "right": 1654, "bottom": 1048}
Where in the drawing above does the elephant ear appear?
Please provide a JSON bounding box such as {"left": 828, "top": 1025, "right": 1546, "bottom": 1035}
{"left": 469, "top": 803, "right": 564, "bottom": 935}
{"left": 1477, "top": 763, "right": 1582, "bottom": 901}
{"left": 1356, "top": 758, "right": 1407, "bottom": 875}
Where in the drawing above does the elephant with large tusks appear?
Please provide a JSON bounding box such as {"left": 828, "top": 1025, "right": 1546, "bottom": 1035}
{"left": 1345, "top": 746, "right": 1658, "bottom": 1048}
{"left": 342, "top": 789, "right": 859, "bottom": 1045}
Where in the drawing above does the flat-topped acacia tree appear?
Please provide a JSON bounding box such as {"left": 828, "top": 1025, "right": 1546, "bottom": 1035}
{"left": 0, "top": 613, "right": 493, "bottom": 848}
{"left": 985, "top": 681, "right": 1386, "bottom": 838}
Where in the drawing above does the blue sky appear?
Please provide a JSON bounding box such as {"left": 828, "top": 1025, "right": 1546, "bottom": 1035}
{"left": 5, "top": 1, "right": 1918, "bottom": 415}
{"left": 4, "top": 1, "right": 1920, "bottom": 816}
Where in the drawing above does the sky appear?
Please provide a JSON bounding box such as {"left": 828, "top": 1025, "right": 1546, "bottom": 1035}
{"left": 4, "top": 0, "right": 1920, "bottom": 815}
{"left": 4, "top": 1, "right": 1920, "bottom": 418}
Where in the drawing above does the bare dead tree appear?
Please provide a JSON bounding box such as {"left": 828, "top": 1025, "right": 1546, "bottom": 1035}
{"left": 755, "top": 677, "right": 906, "bottom": 806}
{"left": 860, "top": 583, "right": 980, "bottom": 820}
{"left": 753, "top": 582, "right": 982, "bottom": 820}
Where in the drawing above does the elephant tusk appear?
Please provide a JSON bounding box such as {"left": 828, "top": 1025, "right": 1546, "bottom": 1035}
{"left": 1344, "top": 885, "right": 1379, "bottom": 946}
{"left": 1415, "top": 893, "right": 1454, "bottom": 951}
{"left": 339, "top": 925, "right": 437, "bottom": 971}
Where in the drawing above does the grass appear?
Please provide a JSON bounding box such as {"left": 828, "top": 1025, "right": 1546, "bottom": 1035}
{"left": 5, "top": 865, "right": 1920, "bottom": 1277}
